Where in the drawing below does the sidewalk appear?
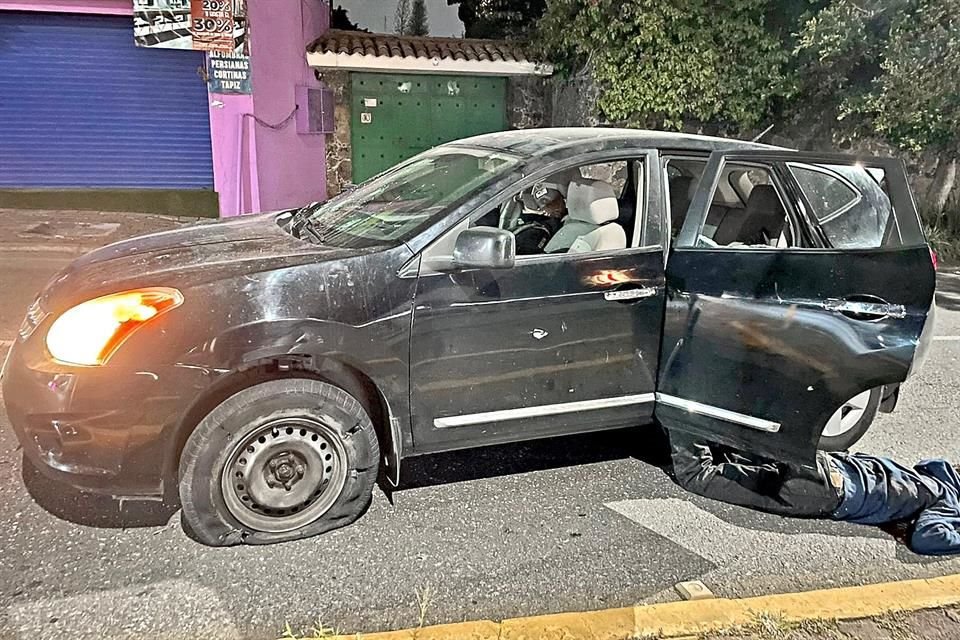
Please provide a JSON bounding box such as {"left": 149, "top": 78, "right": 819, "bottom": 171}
{"left": 699, "top": 607, "right": 960, "bottom": 639}
{"left": 306, "top": 575, "right": 960, "bottom": 640}
{"left": 0, "top": 208, "right": 204, "bottom": 255}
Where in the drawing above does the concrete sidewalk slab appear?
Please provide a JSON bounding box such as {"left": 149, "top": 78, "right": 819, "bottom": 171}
{"left": 320, "top": 574, "right": 960, "bottom": 640}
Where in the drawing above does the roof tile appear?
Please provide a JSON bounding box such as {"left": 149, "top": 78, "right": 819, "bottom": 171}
{"left": 308, "top": 30, "right": 534, "bottom": 65}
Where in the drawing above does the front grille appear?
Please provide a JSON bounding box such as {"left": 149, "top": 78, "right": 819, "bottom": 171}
{"left": 18, "top": 298, "right": 48, "bottom": 341}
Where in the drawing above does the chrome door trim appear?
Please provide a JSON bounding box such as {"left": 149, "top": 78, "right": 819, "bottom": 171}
{"left": 655, "top": 393, "right": 781, "bottom": 433}
{"left": 434, "top": 392, "right": 656, "bottom": 429}
{"left": 823, "top": 298, "right": 906, "bottom": 319}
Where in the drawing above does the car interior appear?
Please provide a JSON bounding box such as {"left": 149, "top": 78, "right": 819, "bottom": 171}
{"left": 476, "top": 160, "right": 639, "bottom": 256}
{"left": 667, "top": 159, "right": 795, "bottom": 248}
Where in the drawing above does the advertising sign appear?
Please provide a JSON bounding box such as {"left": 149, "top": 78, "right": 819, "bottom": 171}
{"left": 190, "top": 0, "right": 234, "bottom": 52}
{"left": 134, "top": 0, "right": 248, "bottom": 54}
{"left": 207, "top": 51, "right": 252, "bottom": 94}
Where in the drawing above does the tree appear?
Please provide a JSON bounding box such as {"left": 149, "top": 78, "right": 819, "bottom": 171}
{"left": 447, "top": 0, "right": 546, "bottom": 39}
{"left": 330, "top": 4, "right": 363, "bottom": 31}
{"left": 796, "top": 0, "right": 960, "bottom": 214}
{"left": 395, "top": 0, "right": 411, "bottom": 35}
{"left": 410, "top": 0, "right": 430, "bottom": 36}
{"left": 537, "top": 0, "right": 790, "bottom": 132}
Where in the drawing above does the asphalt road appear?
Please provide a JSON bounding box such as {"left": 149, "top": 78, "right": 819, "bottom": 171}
{"left": 1, "top": 244, "right": 959, "bottom": 640}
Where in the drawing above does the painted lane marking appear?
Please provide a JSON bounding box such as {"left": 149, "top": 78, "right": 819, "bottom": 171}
{"left": 933, "top": 336, "right": 960, "bottom": 341}
{"left": 605, "top": 498, "right": 898, "bottom": 587}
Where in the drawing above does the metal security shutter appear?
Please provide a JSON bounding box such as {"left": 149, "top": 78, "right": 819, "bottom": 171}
{"left": 351, "top": 73, "right": 507, "bottom": 183}
{"left": 0, "top": 11, "right": 213, "bottom": 189}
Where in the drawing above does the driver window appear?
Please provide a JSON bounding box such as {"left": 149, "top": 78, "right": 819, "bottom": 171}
{"left": 472, "top": 160, "right": 641, "bottom": 257}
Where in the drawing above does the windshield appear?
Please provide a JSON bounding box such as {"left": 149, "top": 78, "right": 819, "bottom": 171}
{"left": 288, "top": 147, "right": 522, "bottom": 248}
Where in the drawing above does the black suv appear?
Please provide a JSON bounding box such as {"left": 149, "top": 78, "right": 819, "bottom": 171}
{"left": 2, "top": 129, "right": 936, "bottom": 546}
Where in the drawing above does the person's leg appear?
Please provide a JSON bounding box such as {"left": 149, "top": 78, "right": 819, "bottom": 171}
{"left": 669, "top": 432, "right": 842, "bottom": 517}
{"left": 830, "top": 453, "right": 942, "bottom": 525}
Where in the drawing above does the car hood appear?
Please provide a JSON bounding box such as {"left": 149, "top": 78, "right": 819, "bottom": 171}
{"left": 41, "top": 212, "right": 383, "bottom": 308}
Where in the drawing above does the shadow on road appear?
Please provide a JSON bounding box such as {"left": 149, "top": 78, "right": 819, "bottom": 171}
{"left": 21, "top": 455, "right": 178, "bottom": 528}
{"left": 395, "top": 425, "right": 670, "bottom": 491}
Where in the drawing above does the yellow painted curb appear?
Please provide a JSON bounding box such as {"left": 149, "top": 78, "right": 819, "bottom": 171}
{"left": 328, "top": 574, "right": 960, "bottom": 640}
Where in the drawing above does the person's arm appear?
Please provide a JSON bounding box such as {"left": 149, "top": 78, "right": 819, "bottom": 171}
{"left": 909, "top": 508, "right": 960, "bottom": 556}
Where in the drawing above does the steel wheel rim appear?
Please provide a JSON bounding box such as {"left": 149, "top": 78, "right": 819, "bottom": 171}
{"left": 822, "top": 390, "right": 872, "bottom": 438}
{"left": 220, "top": 416, "right": 348, "bottom": 533}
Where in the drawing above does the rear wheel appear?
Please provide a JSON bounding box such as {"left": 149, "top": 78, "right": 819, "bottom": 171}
{"left": 178, "top": 379, "right": 379, "bottom": 546}
{"left": 818, "top": 388, "right": 881, "bottom": 452}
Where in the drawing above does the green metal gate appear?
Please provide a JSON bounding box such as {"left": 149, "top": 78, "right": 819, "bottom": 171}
{"left": 350, "top": 73, "right": 508, "bottom": 183}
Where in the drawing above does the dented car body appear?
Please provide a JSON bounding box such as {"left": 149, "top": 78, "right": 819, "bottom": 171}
{"left": 1, "top": 129, "right": 936, "bottom": 541}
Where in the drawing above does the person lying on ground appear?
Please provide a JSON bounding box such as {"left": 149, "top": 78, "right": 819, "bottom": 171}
{"left": 668, "top": 432, "right": 960, "bottom": 556}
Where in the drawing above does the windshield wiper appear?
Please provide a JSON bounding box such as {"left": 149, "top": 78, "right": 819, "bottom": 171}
{"left": 296, "top": 217, "right": 325, "bottom": 244}
{"left": 289, "top": 204, "right": 326, "bottom": 243}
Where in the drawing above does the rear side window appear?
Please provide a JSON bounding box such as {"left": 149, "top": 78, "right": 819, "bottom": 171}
{"left": 788, "top": 165, "right": 860, "bottom": 220}
{"left": 788, "top": 163, "right": 891, "bottom": 249}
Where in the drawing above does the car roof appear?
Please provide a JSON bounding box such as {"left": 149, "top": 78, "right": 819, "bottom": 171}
{"left": 448, "top": 127, "right": 788, "bottom": 157}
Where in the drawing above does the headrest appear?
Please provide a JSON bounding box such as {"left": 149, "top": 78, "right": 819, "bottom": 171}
{"left": 669, "top": 176, "right": 694, "bottom": 207}
{"left": 746, "top": 184, "right": 782, "bottom": 213}
{"left": 545, "top": 168, "right": 581, "bottom": 197}
{"left": 567, "top": 178, "right": 619, "bottom": 224}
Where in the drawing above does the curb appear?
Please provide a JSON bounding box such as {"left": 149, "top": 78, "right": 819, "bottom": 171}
{"left": 327, "top": 574, "right": 960, "bottom": 640}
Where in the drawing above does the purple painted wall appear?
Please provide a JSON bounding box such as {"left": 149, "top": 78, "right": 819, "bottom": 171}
{"left": 246, "top": 0, "right": 328, "bottom": 214}
{"left": 0, "top": 0, "right": 130, "bottom": 14}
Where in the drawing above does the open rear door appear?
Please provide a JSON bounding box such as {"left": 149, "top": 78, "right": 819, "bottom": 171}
{"left": 656, "top": 151, "right": 935, "bottom": 463}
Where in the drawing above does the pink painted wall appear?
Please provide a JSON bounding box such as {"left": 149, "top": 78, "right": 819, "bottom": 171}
{"left": 246, "top": 0, "right": 328, "bottom": 214}
{"left": 207, "top": 94, "right": 258, "bottom": 216}
{"left": 0, "top": 0, "right": 130, "bottom": 14}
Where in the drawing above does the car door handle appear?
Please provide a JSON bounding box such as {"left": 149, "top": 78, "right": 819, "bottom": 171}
{"left": 604, "top": 286, "right": 658, "bottom": 302}
{"left": 824, "top": 297, "right": 906, "bottom": 320}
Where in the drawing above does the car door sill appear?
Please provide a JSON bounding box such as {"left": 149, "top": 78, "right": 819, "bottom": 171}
{"left": 655, "top": 393, "right": 781, "bottom": 433}
{"left": 433, "top": 393, "right": 656, "bottom": 429}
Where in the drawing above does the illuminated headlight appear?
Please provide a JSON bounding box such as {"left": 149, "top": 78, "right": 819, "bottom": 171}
{"left": 45, "top": 288, "right": 183, "bottom": 366}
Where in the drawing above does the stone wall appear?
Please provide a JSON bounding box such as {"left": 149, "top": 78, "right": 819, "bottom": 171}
{"left": 320, "top": 70, "right": 353, "bottom": 199}
{"left": 507, "top": 76, "right": 550, "bottom": 129}
{"left": 548, "top": 67, "right": 601, "bottom": 127}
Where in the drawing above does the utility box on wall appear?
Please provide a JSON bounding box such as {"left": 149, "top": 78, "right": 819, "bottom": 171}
{"left": 296, "top": 84, "right": 335, "bottom": 135}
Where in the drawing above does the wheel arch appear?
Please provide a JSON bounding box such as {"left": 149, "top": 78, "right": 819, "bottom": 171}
{"left": 163, "top": 354, "right": 398, "bottom": 495}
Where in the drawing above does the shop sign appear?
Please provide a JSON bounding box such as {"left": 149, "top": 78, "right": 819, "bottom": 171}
{"left": 207, "top": 51, "right": 252, "bottom": 94}
{"left": 190, "top": 0, "right": 234, "bottom": 52}
{"left": 134, "top": 0, "right": 248, "bottom": 54}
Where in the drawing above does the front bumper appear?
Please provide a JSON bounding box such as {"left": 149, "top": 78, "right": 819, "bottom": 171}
{"left": 2, "top": 339, "right": 209, "bottom": 497}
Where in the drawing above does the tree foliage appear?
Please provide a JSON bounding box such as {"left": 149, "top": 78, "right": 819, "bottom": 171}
{"left": 330, "top": 4, "right": 363, "bottom": 31}
{"left": 410, "top": 0, "right": 430, "bottom": 36}
{"left": 395, "top": 0, "right": 411, "bottom": 35}
{"left": 447, "top": 0, "right": 546, "bottom": 38}
{"left": 796, "top": 0, "right": 960, "bottom": 155}
{"left": 537, "top": 0, "right": 790, "bottom": 131}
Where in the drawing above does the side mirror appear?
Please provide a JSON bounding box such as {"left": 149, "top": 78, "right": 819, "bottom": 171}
{"left": 452, "top": 227, "right": 515, "bottom": 270}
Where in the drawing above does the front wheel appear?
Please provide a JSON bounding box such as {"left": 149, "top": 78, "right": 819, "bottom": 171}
{"left": 818, "top": 388, "right": 881, "bottom": 452}
{"left": 178, "top": 379, "right": 379, "bottom": 546}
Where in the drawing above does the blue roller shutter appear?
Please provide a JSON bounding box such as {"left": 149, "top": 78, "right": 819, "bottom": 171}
{"left": 0, "top": 11, "right": 214, "bottom": 189}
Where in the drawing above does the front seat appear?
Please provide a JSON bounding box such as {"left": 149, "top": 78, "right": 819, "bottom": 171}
{"left": 544, "top": 179, "right": 626, "bottom": 254}
{"left": 712, "top": 184, "right": 786, "bottom": 246}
